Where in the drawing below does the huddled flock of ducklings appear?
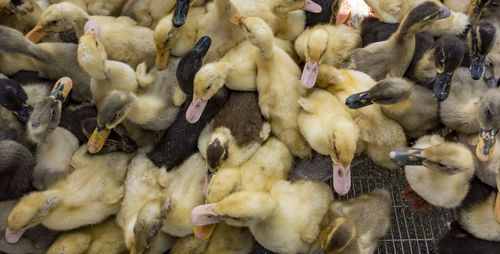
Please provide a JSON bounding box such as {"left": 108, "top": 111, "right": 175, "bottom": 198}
{"left": 0, "top": 0, "right": 499, "bottom": 253}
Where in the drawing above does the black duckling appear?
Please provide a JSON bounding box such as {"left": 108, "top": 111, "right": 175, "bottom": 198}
{"left": 437, "top": 221, "right": 500, "bottom": 254}
{"left": 200, "top": 91, "right": 268, "bottom": 172}
{"left": 305, "top": 0, "right": 337, "bottom": 26}
{"left": 467, "top": 21, "right": 497, "bottom": 80}
{"left": 147, "top": 36, "right": 231, "bottom": 170}
{"left": 0, "top": 140, "right": 34, "bottom": 202}
{"left": 0, "top": 77, "right": 32, "bottom": 124}
{"left": 346, "top": 77, "right": 439, "bottom": 139}
{"left": 348, "top": 2, "right": 452, "bottom": 81}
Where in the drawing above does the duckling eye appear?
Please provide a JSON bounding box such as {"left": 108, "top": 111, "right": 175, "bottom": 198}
{"left": 437, "top": 162, "right": 445, "bottom": 167}
{"left": 205, "top": 85, "right": 212, "bottom": 91}
{"left": 49, "top": 20, "right": 57, "bottom": 25}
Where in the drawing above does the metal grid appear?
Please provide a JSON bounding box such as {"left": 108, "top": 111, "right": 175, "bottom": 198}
{"left": 254, "top": 155, "right": 454, "bottom": 254}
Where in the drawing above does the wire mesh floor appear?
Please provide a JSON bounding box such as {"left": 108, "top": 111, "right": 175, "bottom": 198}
{"left": 255, "top": 155, "right": 454, "bottom": 254}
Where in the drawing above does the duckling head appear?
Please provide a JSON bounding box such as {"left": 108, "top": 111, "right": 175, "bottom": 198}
{"left": 27, "top": 77, "right": 72, "bottom": 144}
{"left": 484, "top": 54, "right": 500, "bottom": 88}
{"left": 6, "top": 189, "right": 61, "bottom": 243}
{"left": 433, "top": 35, "right": 465, "bottom": 101}
{"left": 230, "top": 14, "right": 274, "bottom": 59}
{"left": 154, "top": 15, "right": 181, "bottom": 70}
{"left": 88, "top": 91, "right": 136, "bottom": 154}
{"left": 468, "top": 21, "right": 496, "bottom": 80}
{"left": 172, "top": 0, "right": 194, "bottom": 27}
{"left": 206, "top": 127, "right": 230, "bottom": 173}
{"left": 476, "top": 90, "right": 500, "bottom": 162}
{"left": 77, "top": 31, "right": 108, "bottom": 80}
{"left": 346, "top": 78, "right": 412, "bottom": 109}
{"left": 329, "top": 122, "right": 358, "bottom": 196}
{"left": 0, "top": 78, "right": 32, "bottom": 123}
{"left": 390, "top": 142, "right": 474, "bottom": 175}
{"left": 301, "top": 26, "right": 329, "bottom": 89}
{"left": 319, "top": 217, "right": 356, "bottom": 254}
{"left": 399, "top": 2, "right": 451, "bottom": 36}
{"left": 273, "top": 0, "right": 322, "bottom": 14}
{"left": 26, "top": 2, "right": 88, "bottom": 43}
{"left": 187, "top": 62, "right": 232, "bottom": 124}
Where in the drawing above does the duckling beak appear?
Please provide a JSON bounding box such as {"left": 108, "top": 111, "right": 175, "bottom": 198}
{"left": 87, "top": 125, "right": 111, "bottom": 154}
{"left": 191, "top": 204, "right": 221, "bottom": 226}
{"left": 495, "top": 193, "right": 500, "bottom": 223}
{"left": 84, "top": 20, "right": 100, "bottom": 36}
{"left": 476, "top": 129, "right": 499, "bottom": 162}
{"left": 301, "top": 0, "right": 322, "bottom": 13}
{"left": 390, "top": 148, "right": 424, "bottom": 166}
{"left": 345, "top": 91, "right": 373, "bottom": 109}
{"left": 332, "top": 162, "right": 351, "bottom": 196}
{"left": 173, "top": 0, "right": 191, "bottom": 27}
{"left": 229, "top": 14, "right": 243, "bottom": 27}
{"left": 301, "top": 61, "right": 319, "bottom": 89}
{"left": 437, "top": 6, "right": 451, "bottom": 20}
{"left": 470, "top": 53, "right": 486, "bottom": 80}
{"left": 50, "top": 77, "right": 72, "bottom": 102}
{"left": 433, "top": 72, "right": 453, "bottom": 102}
{"left": 156, "top": 48, "right": 170, "bottom": 70}
{"left": 13, "top": 104, "right": 33, "bottom": 124}
{"left": 194, "top": 224, "right": 216, "bottom": 240}
{"left": 186, "top": 97, "right": 207, "bottom": 124}
{"left": 25, "top": 23, "right": 47, "bottom": 43}
{"left": 5, "top": 227, "right": 25, "bottom": 244}
{"left": 194, "top": 36, "right": 212, "bottom": 56}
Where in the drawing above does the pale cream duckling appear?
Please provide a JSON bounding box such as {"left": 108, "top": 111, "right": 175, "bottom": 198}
{"left": 87, "top": 0, "right": 128, "bottom": 16}
{"left": 345, "top": 77, "right": 440, "bottom": 139}
{"left": 46, "top": 217, "right": 127, "bottom": 254}
{"left": 77, "top": 20, "right": 138, "bottom": 108}
{"left": 390, "top": 135, "right": 475, "bottom": 209}
{"left": 320, "top": 65, "right": 407, "bottom": 169}
{"left": 4, "top": 145, "right": 133, "bottom": 244}
{"left": 191, "top": 179, "right": 333, "bottom": 254}
{"left": 348, "top": 1, "right": 452, "bottom": 81}
{"left": 230, "top": 15, "right": 310, "bottom": 158}
{"left": 26, "top": 2, "right": 156, "bottom": 68}
{"left": 298, "top": 89, "right": 359, "bottom": 196}
{"left": 317, "top": 189, "right": 391, "bottom": 254}
{"left": 295, "top": 24, "right": 361, "bottom": 88}
{"left": 363, "top": 0, "right": 469, "bottom": 36}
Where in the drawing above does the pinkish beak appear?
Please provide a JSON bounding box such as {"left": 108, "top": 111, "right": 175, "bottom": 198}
{"left": 333, "top": 163, "right": 351, "bottom": 196}
{"left": 186, "top": 97, "right": 207, "bottom": 124}
{"left": 302, "top": 0, "right": 322, "bottom": 13}
{"left": 301, "top": 61, "right": 319, "bottom": 89}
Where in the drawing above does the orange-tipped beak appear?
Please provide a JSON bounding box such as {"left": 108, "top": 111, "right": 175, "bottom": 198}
{"left": 495, "top": 193, "right": 500, "bottom": 224}
{"left": 50, "top": 77, "right": 73, "bottom": 101}
{"left": 229, "top": 14, "right": 243, "bottom": 26}
{"left": 194, "top": 224, "right": 216, "bottom": 240}
{"left": 155, "top": 48, "right": 170, "bottom": 70}
{"left": 87, "top": 126, "right": 111, "bottom": 154}
{"left": 26, "top": 23, "right": 47, "bottom": 43}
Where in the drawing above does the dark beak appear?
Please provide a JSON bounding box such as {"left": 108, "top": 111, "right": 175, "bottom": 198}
{"left": 476, "top": 129, "right": 499, "bottom": 162}
{"left": 173, "top": 0, "right": 191, "bottom": 27}
{"left": 13, "top": 104, "right": 32, "bottom": 124}
{"left": 390, "top": 148, "right": 425, "bottom": 166}
{"left": 433, "top": 72, "right": 453, "bottom": 102}
{"left": 438, "top": 6, "right": 451, "bottom": 20}
{"left": 470, "top": 53, "right": 486, "bottom": 80}
{"left": 345, "top": 91, "right": 373, "bottom": 109}
{"left": 194, "top": 36, "right": 212, "bottom": 56}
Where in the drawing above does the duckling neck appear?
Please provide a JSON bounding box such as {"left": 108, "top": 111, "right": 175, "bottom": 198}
{"left": 74, "top": 15, "right": 90, "bottom": 38}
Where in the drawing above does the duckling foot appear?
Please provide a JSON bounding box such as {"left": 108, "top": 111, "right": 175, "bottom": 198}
{"left": 402, "top": 184, "right": 428, "bottom": 211}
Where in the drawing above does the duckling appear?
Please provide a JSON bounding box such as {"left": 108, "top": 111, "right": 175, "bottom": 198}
{"left": 457, "top": 177, "right": 500, "bottom": 241}
{"left": 468, "top": 21, "right": 497, "bottom": 80}
{"left": 87, "top": 0, "right": 128, "bottom": 16}
{"left": 4, "top": 145, "right": 133, "bottom": 244}
{"left": 0, "top": 140, "right": 35, "bottom": 201}
{"left": 320, "top": 65, "right": 407, "bottom": 169}
{"left": 77, "top": 21, "right": 138, "bottom": 107}
{"left": 230, "top": 15, "right": 311, "bottom": 158}
{"left": 0, "top": 77, "right": 34, "bottom": 124}
{"left": 363, "top": 0, "right": 469, "bottom": 36}
{"left": 87, "top": 60, "right": 181, "bottom": 154}
{"left": 295, "top": 23, "right": 361, "bottom": 88}
{"left": 26, "top": 2, "right": 156, "bottom": 68}
{"left": 122, "top": 0, "right": 206, "bottom": 27}
{"left": 345, "top": 77, "right": 439, "bottom": 139}
{"left": 390, "top": 135, "right": 475, "bottom": 209}
{"left": 191, "top": 180, "right": 333, "bottom": 254}
{"left": 439, "top": 67, "right": 489, "bottom": 134}
{"left": 153, "top": 6, "right": 206, "bottom": 70}
{"left": 475, "top": 89, "right": 500, "bottom": 163}
{"left": 348, "top": 2, "right": 452, "bottom": 81}
{"left": 437, "top": 220, "right": 500, "bottom": 254}
{"left": 298, "top": 89, "right": 359, "bottom": 195}
{"left": 200, "top": 91, "right": 271, "bottom": 172}
{"left": 0, "top": 25, "right": 91, "bottom": 102}
{"left": 0, "top": 0, "right": 42, "bottom": 33}
{"left": 81, "top": 118, "right": 138, "bottom": 154}
{"left": 46, "top": 217, "right": 127, "bottom": 254}
{"left": 0, "top": 200, "right": 58, "bottom": 254}
{"left": 147, "top": 37, "right": 229, "bottom": 170}
{"left": 317, "top": 189, "right": 391, "bottom": 254}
